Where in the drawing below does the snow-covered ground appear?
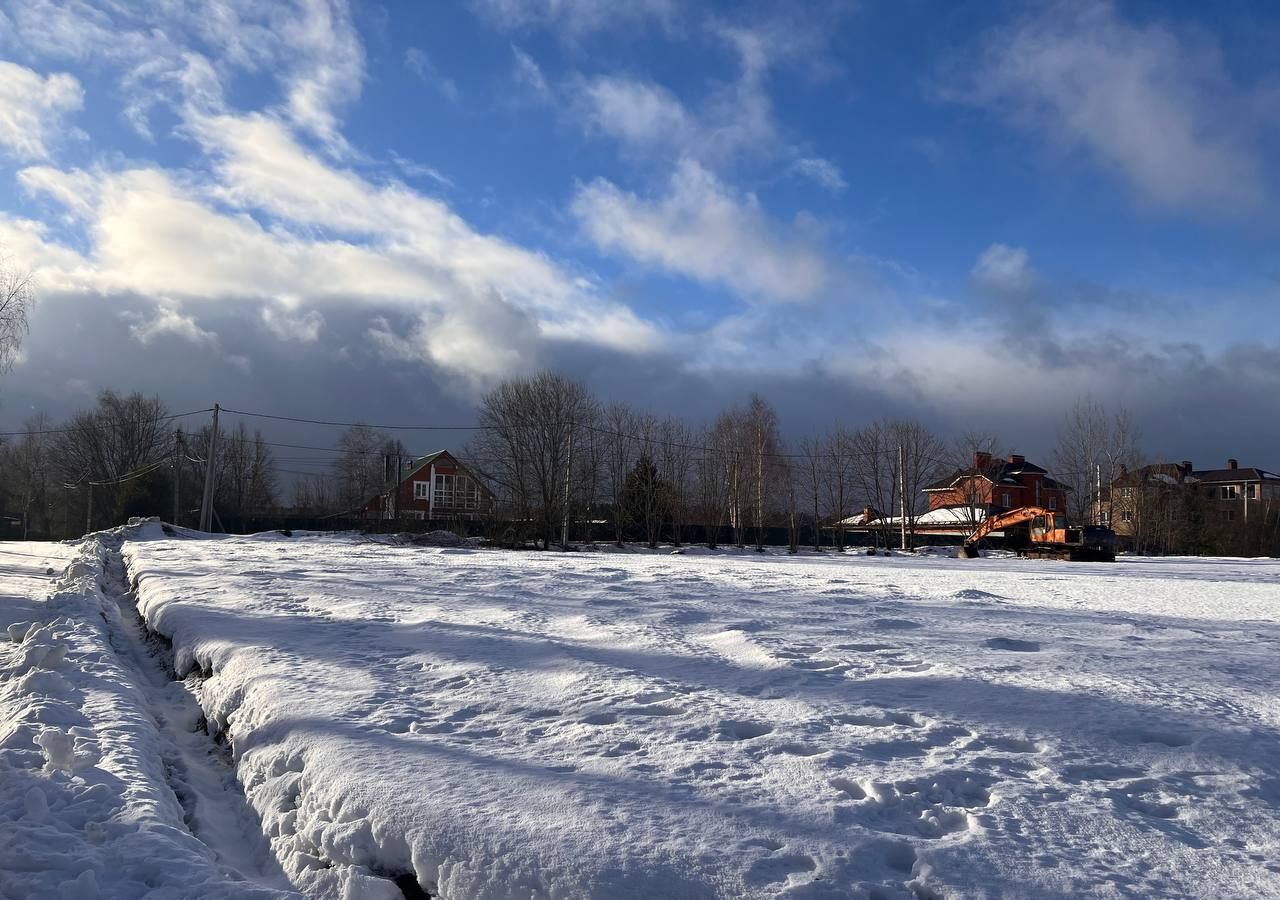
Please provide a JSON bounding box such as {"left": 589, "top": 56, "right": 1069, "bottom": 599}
{"left": 5, "top": 527, "right": 1280, "bottom": 898}
{"left": 0, "top": 531, "right": 299, "bottom": 900}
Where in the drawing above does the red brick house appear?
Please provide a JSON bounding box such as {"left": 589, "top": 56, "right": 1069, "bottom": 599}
{"left": 924, "top": 452, "right": 1071, "bottom": 515}
{"left": 362, "top": 450, "right": 494, "bottom": 521}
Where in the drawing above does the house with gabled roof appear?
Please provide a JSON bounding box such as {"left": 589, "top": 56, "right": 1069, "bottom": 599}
{"left": 362, "top": 450, "right": 494, "bottom": 521}
{"left": 924, "top": 452, "right": 1071, "bottom": 515}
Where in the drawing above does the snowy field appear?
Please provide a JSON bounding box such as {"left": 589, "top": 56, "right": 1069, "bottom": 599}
{"left": 4, "top": 525, "right": 1280, "bottom": 899}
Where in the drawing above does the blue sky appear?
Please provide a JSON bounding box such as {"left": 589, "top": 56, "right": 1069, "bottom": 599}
{"left": 0, "top": 0, "right": 1278, "bottom": 464}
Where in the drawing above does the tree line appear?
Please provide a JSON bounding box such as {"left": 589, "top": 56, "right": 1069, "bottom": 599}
{"left": 463, "top": 371, "right": 953, "bottom": 551}
{"left": 2, "top": 375, "right": 1278, "bottom": 557}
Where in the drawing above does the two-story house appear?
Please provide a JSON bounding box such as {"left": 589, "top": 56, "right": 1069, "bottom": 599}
{"left": 1191, "top": 459, "right": 1280, "bottom": 525}
{"left": 923, "top": 452, "right": 1071, "bottom": 516}
{"left": 363, "top": 450, "right": 494, "bottom": 521}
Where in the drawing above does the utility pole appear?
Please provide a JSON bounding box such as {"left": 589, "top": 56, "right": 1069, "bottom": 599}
{"left": 561, "top": 423, "right": 574, "bottom": 550}
{"left": 898, "top": 443, "right": 908, "bottom": 551}
{"left": 1095, "top": 464, "right": 1102, "bottom": 525}
{"left": 393, "top": 454, "right": 402, "bottom": 521}
{"left": 199, "top": 405, "right": 220, "bottom": 532}
{"left": 173, "top": 429, "right": 183, "bottom": 526}
{"left": 755, "top": 432, "right": 764, "bottom": 552}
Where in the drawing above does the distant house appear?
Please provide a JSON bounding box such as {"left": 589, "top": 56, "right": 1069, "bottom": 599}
{"left": 1106, "top": 461, "right": 1194, "bottom": 534}
{"left": 1112, "top": 459, "right": 1280, "bottom": 531}
{"left": 1191, "top": 459, "right": 1280, "bottom": 523}
{"left": 362, "top": 450, "right": 494, "bottom": 521}
{"left": 835, "top": 451, "right": 1071, "bottom": 541}
{"left": 924, "top": 452, "right": 1071, "bottom": 515}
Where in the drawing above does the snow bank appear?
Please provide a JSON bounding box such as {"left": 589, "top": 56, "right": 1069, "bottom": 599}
{"left": 122, "top": 536, "right": 1280, "bottom": 898}
{"left": 0, "top": 531, "right": 297, "bottom": 900}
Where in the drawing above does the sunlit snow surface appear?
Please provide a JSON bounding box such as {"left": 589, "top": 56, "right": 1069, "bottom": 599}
{"left": 5, "top": 528, "right": 1280, "bottom": 898}
{"left": 112, "top": 533, "right": 1280, "bottom": 899}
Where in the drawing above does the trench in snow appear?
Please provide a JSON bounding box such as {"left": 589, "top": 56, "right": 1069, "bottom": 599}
{"left": 102, "top": 539, "right": 435, "bottom": 900}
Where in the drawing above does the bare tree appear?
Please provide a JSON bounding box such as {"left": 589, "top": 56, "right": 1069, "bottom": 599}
{"left": 823, "top": 425, "right": 856, "bottom": 550}
{"left": 332, "top": 424, "right": 389, "bottom": 514}
{"left": 744, "top": 394, "right": 783, "bottom": 551}
{"left": 631, "top": 413, "right": 663, "bottom": 548}
{"left": 0, "top": 251, "right": 34, "bottom": 374}
{"left": 782, "top": 458, "right": 800, "bottom": 553}
{"left": 695, "top": 424, "right": 731, "bottom": 549}
{"left": 1054, "top": 396, "right": 1141, "bottom": 525}
{"left": 852, "top": 419, "right": 944, "bottom": 549}
{"left": 711, "top": 407, "right": 748, "bottom": 548}
{"left": 601, "top": 402, "right": 639, "bottom": 547}
{"left": 213, "top": 423, "right": 277, "bottom": 525}
{"left": 658, "top": 416, "right": 695, "bottom": 546}
{"left": 851, "top": 421, "right": 898, "bottom": 549}
{"left": 55, "top": 391, "right": 172, "bottom": 531}
{"left": 466, "top": 371, "right": 597, "bottom": 549}
{"left": 798, "top": 435, "right": 825, "bottom": 551}
{"left": 0, "top": 412, "right": 54, "bottom": 536}
{"left": 291, "top": 473, "right": 336, "bottom": 516}
{"left": 893, "top": 420, "right": 945, "bottom": 548}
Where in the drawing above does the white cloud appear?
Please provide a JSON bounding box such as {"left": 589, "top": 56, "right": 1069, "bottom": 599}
{"left": 125, "top": 302, "right": 221, "bottom": 348}
{"left": 470, "top": 0, "right": 675, "bottom": 36}
{"left": 389, "top": 152, "right": 454, "bottom": 189}
{"left": 0, "top": 61, "right": 83, "bottom": 161}
{"left": 952, "top": 1, "right": 1264, "bottom": 212}
{"left": 573, "top": 69, "right": 775, "bottom": 165}
{"left": 573, "top": 158, "right": 830, "bottom": 304}
{"left": 262, "top": 306, "right": 324, "bottom": 343}
{"left": 404, "top": 46, "right": 459, "bottom": 103}
{"left": 569, "top": 17, "right": 806, "bottom": 168}
{"left": 789, "top": 157, "right": 846, "bottom": 193}
{"left": 274, "top": 0, "right": 365, "bottom": 150}
{"left": 575, "top": 77, "right": 691, "bottom": 149}
{"left": 971, "top": 243, "right": 1037, "bottom": 295}
{"left": 12, "top": 111, "right": 664, "bottom": 383}
{"left": 2, "top": 0, "right": 365, "bottom": 152}
{"left": 510, "top": 46, "right": 550, "bottom": 101}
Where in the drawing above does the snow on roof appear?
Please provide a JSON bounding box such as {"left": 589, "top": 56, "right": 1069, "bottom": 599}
{"left": 839, "top": 506, "right": 986, "bottom": 527}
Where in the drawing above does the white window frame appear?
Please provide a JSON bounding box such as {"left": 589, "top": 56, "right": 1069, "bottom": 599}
{"left": 1047, "top": 496, "right": 1056, "bottom": 510}
{"left": 1001, "top": 492, "right": 1012, "bottom": 507}
{"left": 413, "top": 480, "right": 430, "bottom": 500}
{"left": 433, "top": 473, "right": 481, "bottom": 511}
{"left": 1221, "top": 485, "right": 1239, "bottom": 500}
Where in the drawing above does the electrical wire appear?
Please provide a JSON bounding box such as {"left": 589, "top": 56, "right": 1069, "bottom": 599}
{"left": 0, "top": 407, "right": 213, "bottom": 438}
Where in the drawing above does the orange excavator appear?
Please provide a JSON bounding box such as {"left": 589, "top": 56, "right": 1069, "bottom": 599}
{"left": 960, "top": 506, "right": 1116, "bottom": 561}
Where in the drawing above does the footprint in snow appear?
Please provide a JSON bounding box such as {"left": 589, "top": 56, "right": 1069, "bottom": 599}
{"left": 744, "top": 852, "right": 817, "bottom": 887}
{"left": 1118, "top": 727, "right": 1194, "bottom": 748}
{"left": 984, "top": 637, "right": 1041, "bottom": 652}
{"left": 870, "top": 618, "right": 923, "bottom": 631}
{"left": 718, "top": 720, "right": 774, "bottom": 741}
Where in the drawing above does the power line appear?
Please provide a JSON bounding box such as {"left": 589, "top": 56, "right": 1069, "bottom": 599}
{"left": 220, "top": 407, "right": 486, "bottom": 431}
{"left": 0, "top": 407, "right": 213, "bottom": 438}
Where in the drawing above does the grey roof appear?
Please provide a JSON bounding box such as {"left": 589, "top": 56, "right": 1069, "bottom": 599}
{"left": 1193, "top": 466, "right": 1280, "bottom": 484}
